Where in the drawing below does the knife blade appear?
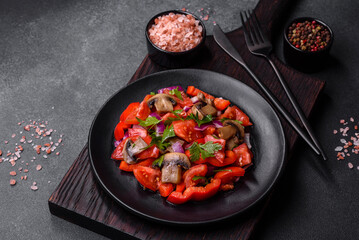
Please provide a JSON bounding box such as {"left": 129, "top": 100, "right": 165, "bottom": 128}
{"left": 213, "top": 23, "right": 322, "bottom": 157}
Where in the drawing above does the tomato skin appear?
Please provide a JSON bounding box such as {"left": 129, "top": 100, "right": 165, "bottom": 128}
{"left": 173, "top": 120, "right": 203, "bottom": 142}
{"left": 133, "top": 166, "right": 161, "bottom": 192}
{"left": 136, "top": 95, "right": 151, "bottom": 121}
{"left": 204, "top": 135, "right": 226, "bottom": 162}
{"left": 114, "top": 121, "right": 130, "bottom": 141}
{"left": 214, "top": 166, "right": 245, "bottom": 184}
{"left": 136, "top": 145, "right": 160, "bottom": 160}
{"left": 119, "top": 158, "right": 155, "bottom": 172}
{"left": 111, "top": 139, "right": 127, "bottom": 160}
{"left": 220, "top": 106, "right": 252, "bottom": 127}
{"left": 233, "top": 143, "right": 253, "bottom": 166}
{"left": 120, "top": 102, "right": 140, "bottom": 122}
{"left": 186, "top": 86, "right": 215, "bottom": 100}
{"left": 183, "top": 164, "right": 208, "bottom": 188}
{"left": 176, "top": 182, "right": 186, "bottom": 192}
{"left": 161, "top": 113, "right": 176, "bottom": 121}
{"left": 203, "top": 126, "right": 216, "bottom": 136}
{"left": 158, "top": 182, "right": 174, "bottom": 197}
{"left": 214, "top": 98, "right": 231, "bottom": 111}
{"left": 167, "top": 178, "right": 221, "bottom": 204}
{"left": 128, "top": 128, "right": 148, "bottom": 139}
{"left": 207, "top": 150, "right": 237, "bottom": 167}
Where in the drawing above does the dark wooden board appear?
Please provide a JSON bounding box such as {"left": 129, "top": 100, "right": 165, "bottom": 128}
{"left": 49, "top": 0, "right": 325, "bottom": 239}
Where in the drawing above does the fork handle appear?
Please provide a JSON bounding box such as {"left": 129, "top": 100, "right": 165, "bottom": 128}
{"left": 266, "top": 57, "right": 327, "bottom": 160}
{"left": 239, "top": 62, "right": 321, "bottom": 156}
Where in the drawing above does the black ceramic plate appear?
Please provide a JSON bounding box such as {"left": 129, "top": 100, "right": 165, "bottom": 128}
{"left": 89, "top": 69, "right": 286, "bottom": 225}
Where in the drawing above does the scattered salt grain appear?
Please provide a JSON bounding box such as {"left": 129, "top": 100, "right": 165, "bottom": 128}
{"left": 9, "top": 171, "right": 16, "bottom": 176}
{"left": 10, "top": 179, "right": 16, "bottom": 186}
{"left": 30, "top": 185, "right": 38, "bottom": 191}
{"left": 348, "top": 162, "right": 354, "bottom": 169}
{"left": 36, "top": 165, "right": 42, "bottom": 171}
{"left": 335, "top": 146, "right": 343, "bottom": 151}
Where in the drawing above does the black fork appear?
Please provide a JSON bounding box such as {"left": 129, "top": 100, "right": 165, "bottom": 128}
{"left": 240, "top": 10, "right": 327, "bottom": 160}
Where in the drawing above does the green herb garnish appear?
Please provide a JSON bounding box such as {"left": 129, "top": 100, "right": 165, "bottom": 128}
{"left": 187, "top": 141, "right": 222, "bottom": 162}
{"left": 152, "top": 155, "right": 164, "bottom": 167}
{"left": 192, "top": 176, "right": 207, "bottom": 181}
{"left": 136, "top": 116, "right": 162, "bottom": 127}
{"left": 220, "top": 118, "right": 243, "bottom": 125}
{"left": 213, "top": 169, "right": 233, "bottom": 173}
{"left": 187, "top": 113, "right": 213, "bottom": 127}
{"left": 150, "top": 92, "right": 156, "bottom": 95}
{"left": 162, "top": 125, "right": 175, "bottom": 143}
{"left": 169, "top": 87, "right": 183, "bottom": 100}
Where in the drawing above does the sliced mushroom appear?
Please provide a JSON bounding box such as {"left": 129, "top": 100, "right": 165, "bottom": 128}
{"left": 197, "top": 92, "right": 214, "bottom": 106}
{"left": 147, "top": 94, "right": 177, "bottom": 113}
{"left": 122, "top": 137, "right": 148, "bottom": 164}
{"left": 191, "top": 102, "right": 217, "bottom": 120}
{"left": 161, "top": 153, "right": 191, "bottom": 184}
{"left": 218, "top": 120, "right": 245, "bottom": 150}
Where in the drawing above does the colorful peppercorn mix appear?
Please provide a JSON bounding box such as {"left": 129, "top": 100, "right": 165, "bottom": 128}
{"left": 287, "top": 20, "right": 331, "bottom": 52}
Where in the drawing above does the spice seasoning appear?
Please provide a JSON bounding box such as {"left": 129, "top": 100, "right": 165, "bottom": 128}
{"left": 287, "top": 20, "right": 331, "bottom": 52}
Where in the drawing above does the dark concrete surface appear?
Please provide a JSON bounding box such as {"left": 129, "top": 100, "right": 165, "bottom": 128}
{"left": 0, "top": 0, "right": 358, "bottom": 239}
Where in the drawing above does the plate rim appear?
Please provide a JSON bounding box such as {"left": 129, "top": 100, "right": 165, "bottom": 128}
{"left": 88, "top": 68, "right": 287, "bottom": 225}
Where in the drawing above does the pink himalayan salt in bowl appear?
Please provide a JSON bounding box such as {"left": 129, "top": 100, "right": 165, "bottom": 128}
{"left": 145, "top": 10, "right": 206, "bottom": 68}
{"left": 148, "top": 12, "right": 203, "bottom": 52}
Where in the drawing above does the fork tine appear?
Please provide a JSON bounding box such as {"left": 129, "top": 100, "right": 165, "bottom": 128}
{"left": 240, "top": 11, "right": 253, "bottom": 46}
{"left": 249, "top": 9, "right": 266, "bottom": 42}
{"left": 245, "top": 10, "right": 260, "bottom": 45}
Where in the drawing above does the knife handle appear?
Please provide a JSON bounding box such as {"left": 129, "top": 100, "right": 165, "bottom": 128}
{"left": 239, "top": 62, "right": 321, "bottom": 156}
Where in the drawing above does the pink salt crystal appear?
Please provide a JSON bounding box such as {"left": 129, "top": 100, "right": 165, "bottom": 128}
{"left": 348, "top": 162, "right": 353, "bottom": 169}
{"left": 350, "top": 117, "right": 354, "bottom": 122}
{"left": 340, "top": 119, "right": 345, "bottom": 124}
{"left": 30, "top": 185, "right": 38, "bottom": 191}
{"left": 333, "top": 130, "right": 338, "bottom": 134}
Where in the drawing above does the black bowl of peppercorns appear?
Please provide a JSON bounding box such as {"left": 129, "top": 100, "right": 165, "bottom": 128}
{"left": 283, "top": 17, "right": 333, "bottom": 70}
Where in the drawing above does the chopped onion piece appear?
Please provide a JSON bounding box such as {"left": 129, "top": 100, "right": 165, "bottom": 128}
{"left": 158, "top": 86, "right": 184, "bottom": 93}
{"left": 149, "top": 112, "right": 162, "bottom": 120}
{"left": 212, "top": 120, "right": 223, "bottom": 128}
{"left": 123, "top": 131, "right": 129, "bottom": 139}
{"left": 217, "top": 111, "right": 222, "bottom": 116}
{"left": 156, "top": 122, "right": 165, "bottom": 134}
{"left": 171, "top": 141, "right": 184, "bottom": 153}
{"left": 191, "top": 96, "right": 199, "bottom": 104}
{"left": 183, "top": 106, "right": 191, "bottom": 112}
{"left": 114, "top": 140, "right": 121, "bottom": 147}
{"left": 244, "top": 133, "right": 252, "bottom": 149}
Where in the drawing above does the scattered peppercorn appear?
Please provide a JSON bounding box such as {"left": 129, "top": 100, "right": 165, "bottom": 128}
{"left": 287, "top": 20, "right": 331, "bottom": 52}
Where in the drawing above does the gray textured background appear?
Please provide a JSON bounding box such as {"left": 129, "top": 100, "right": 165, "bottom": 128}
{"left": 1, "top": 0, "right": 359, "bottom": 239}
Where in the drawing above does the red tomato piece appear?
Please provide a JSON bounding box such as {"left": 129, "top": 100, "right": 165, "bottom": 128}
{"left": 111, "top": 139, "right": 127, "bottom": 160}
{"left": 136, "top": 145, "right": 160, "bottom": 160}
{"left": 133, "top": 166, "right": 161, "bottom": 192}
{"left": 158, "top": 182, "right": 174, "bottom": 197}
{"left": 214, "top": 98, "right": 231, "bottom": 111}
{"left": 161, "top": 113, "right": 177, "bottom": 121}
{"left": 173, "top": 120, "right": 203, "bottom": 142}
{"left": 128, "top": 128, "right": 148, "bottom": 139}
{"left": 220, "top": 106, "right": 252, "bottom": 127}
{"left": 183, "top": 164, "right": 208, "bottom": 188}
{"left": 207, "top": 150, "right": 237, "bottom": 167}
{"left": 119, "top": 158, "right": 155, "bottom": 172}
{"left": 203, "top": 126, "right": 216, "bottom": 136}
{"left": 120, "top": 102, "right": 140, "bottom": 122}
{"left": 214, "top": 166, "right": 245, "bottom": 184}
{"left": 186, "top": 86, "right": 215, "bottom": 100}
{"left": 114, "top": 121, "right": 129, "bottom": 141}
{"left": 136, "top": 95, "right": 151, "bottom": 121}
{"left": 233, "top": 143, "right": 253, "bottom": 166}
{"left": 175, "top": 182, "right": 186, "bottom": 193}
{"left": 167, "top": 178, "right": 221, "bottom": 204}
{"left": 162, "top": 89, "right": 193, "bottom": 108}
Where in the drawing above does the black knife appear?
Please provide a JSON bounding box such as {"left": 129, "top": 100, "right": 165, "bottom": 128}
{"left": 213, "top": 24, "right": 324, "bottom": 158}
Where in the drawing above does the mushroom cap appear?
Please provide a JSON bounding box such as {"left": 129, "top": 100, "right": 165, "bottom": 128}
{"left": 223, "top": 120, "right": 245, "bottom": 140}
{"left": 147, "top": 94, "right": 177, "bottom": 113}
{"left": 162, "top": 152, "right": 191, "bottom": 169}
{"left": 122, "top": 138, "right": 137, "bottom": 164}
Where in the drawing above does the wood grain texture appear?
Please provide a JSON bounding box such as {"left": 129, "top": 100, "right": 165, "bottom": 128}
{"left": 48, "top": 0, "right": 325, "bottom": 239}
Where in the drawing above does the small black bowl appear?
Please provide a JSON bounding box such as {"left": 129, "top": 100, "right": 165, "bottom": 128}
{"left": 145, "top": 10, "right": 206, "bottom": 68}
{"left": 283, "top": 17, "right": 334, "bottom": 71}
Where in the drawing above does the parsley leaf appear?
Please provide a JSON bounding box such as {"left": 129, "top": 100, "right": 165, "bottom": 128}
{"left": 187, "top": 141, "right": 222, "bottom": 162}
{"left": 147, "top": 133, "right": 170, "bottom": 150}
{"left": 187, "top": 113, "right": 213, "bottom": 127}
{"left": 220, "top": 118, "right": 243, "bottom": 125}
{"left": 162, "top": 125, "right": 175, "bottom": 143}
{"left": 152, "top": 155, "right": 164, "bottom": 168}
{"left": 136, "top": 116, "right": 162, "bottom": 127}
{"left": 150, "top": 92, "right": 156, "bottom": 95}
{"left": 169, "top": 87, "right": 183, "bottom": 100}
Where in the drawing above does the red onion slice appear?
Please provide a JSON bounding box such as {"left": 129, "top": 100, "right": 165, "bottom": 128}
{"left": 158, "top": 86, "right": 184, "bottom": 93}
{"left": 132, "top": 124, "right": 146, "bottom": 129}
{"left": 156, "top": 122, "right": 165, "bottom": 134}
{"left": 114, "top": 140, "right": 121, "bottom": 147}
{"left": 190, "top": 96, "right": 199, "bottom": 104}
{"left": 149, "top": 112, "right": 161, "bottom": 120}
{"left": 123, "top": 131, "right": 129, "bottom": 139}
{"left": 212, "top": 120, "right": 223, "bottom": 128}
{"left": 183, "top": 106, "right": 191, "bottom": 112}
{"left": 194, "top": 123, "right": 215, "bottom": 131}
{"left": 171, "top": 141, "right": 184, "bottom": 153}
